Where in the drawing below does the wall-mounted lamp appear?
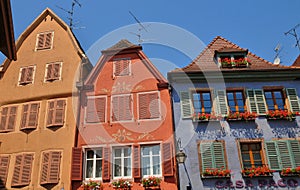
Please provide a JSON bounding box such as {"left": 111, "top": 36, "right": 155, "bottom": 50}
{"left": 176, "top": 149, "right": 187, "bottom": 164}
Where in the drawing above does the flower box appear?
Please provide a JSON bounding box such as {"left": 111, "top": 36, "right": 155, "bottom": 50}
{"left": 266, "top": 110, "right": 298, "bottom": 121}
{"left": 225, "top": 112, "right": 257, "bottom": 121}
{"left": 141, "top": 176, "right": 161, "bottom": 189}
{"left": 201, "top": 168, "right": 231, "bottom": 179}
{"left": 112, "top": 179, "right": 132, "bottom": 189}
{"left": 280, "top": 167, "right": 300, "bottom": 177}
{"left": 221, "top": 57, "right": 250, "bottom": 68}
{"left": 242, "top": 166, "right": 273, "bottom": 178}
{"left": 192, "top": 113, "right": 221, "bottom": 122}
{"left": 81, "top": 180, "right": 103, "bottom": 190}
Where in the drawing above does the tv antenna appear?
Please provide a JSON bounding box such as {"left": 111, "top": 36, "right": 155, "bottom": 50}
{"left": 273, "top": 44, "right": 282, "bottom": 65}
{"left": 56, "top": 0, "right": 83, "bottom": 30}
{"left": 285, "top": 24, "right": 300, "bottom": 51}
{"left": 129, "top": 11, "right": 150, "bottom": 44}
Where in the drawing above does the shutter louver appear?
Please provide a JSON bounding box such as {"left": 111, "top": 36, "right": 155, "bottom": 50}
{"left": 20, "top": 105, "right": 29, "bottom": 129}
{"left": 12, "top": 155, "right": 22, "bottom": 186}
{"left": 124, "top": 96, "right": 132, "bottom": 120}
{"left": 71, "top": 148, "right": 82, "bottom": 181}
{"left": 213, "top": 142, "right": 226, "bottom": 169}
{"left": 162, "top": 143, "right": 174, "bottom": 176}
{"left": 47, "top": 101, "right": 55, "bottom": 126}
{"left": 102, "top": 147, "right": 110, "bottom": 181}
{"left": 255, "top": 89, "right": 267, "bottom": 115}
{"left": 7, "top": 106, "right": 17, "bottom": 131}
{"left": 278, "top": 141, "right": 293, "bottom": 169}
{"left": 216, "top": 90, "right": 229, "bottom": 116}
{"left": 49, "top": 152, "right": 61, "bottom": 183}
{"left": 0, "top": 155, "right": 10, "bottom": 186}
{"left": 180, "top": 91, "right": 193, "bottom": 119}
{"left": 53, "top": 63, "right": 60, "bottom": 79}
{"left": 265, "top": 141, "right": 281, "bottom": 170}
{"left": 0, "top": 107, "right": 8, "bottom": 131}
{"left": 26, "top": 67, "right": 34, "bottom": 83}
{"left": 149, "top": 93, "right": 159, "bottom": 119}
{"left": 139, "top": 93, "right": 160, "bottom": 119}
{"left": 44, "top": 32, "right": 52, "bottom": 49}
{"left": 112, "top": 96, "right": 119, "bottom": 121}
{"left": 40, "top": 152, "right": 49, "bottom": 184}
{"left": 37, "top": 33, "right": 45, "bottom": 49}
{"left": 139, "top": 94, "right": 149, "bottom": 119}
{"left": 47, "top": 100, "right": 65, "bottom": 127}
{"left": 28, "top": 103, "right": 39, "bottom": 128}
{"left": 86, "top": 97, "right": 106, "bottom": 123}
{"left": 289, "top": 140, "right": 300, "bottom": 168}
{"left": 114, "top": 61, "right": 121, "bottom": 76}
{"left": 200, "top": 143, "right": 214, "bottom": 171}
{"left": 286, "top": 88, "right": 300, "bottom": 112}
{"left": 96, "top": 98, "right": 106, "bottom": 122}
{"left": 133, "top": 145, "right": 141, "bottom": 178}
{"left": 19, "top": 68, "right": 27, "bottom": 84}
{"left": 12, "top": 154, "right": 33, "bottom": 186}
{"left": 21, "top": 154, "right": 33, "bottom": 185}
{"left": 46, "top": 64, "right": 53, "bottom": 80}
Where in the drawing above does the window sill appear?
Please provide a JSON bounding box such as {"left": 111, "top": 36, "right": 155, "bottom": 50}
{"left": 192, "top": 119, "right": 220, "bottom": 122}
{"left": 201, "top": 175, "right": 231, "bottom": 179}
{"left": 280, "top": 173, "right": 300, "bottom": 177}
{"left": 226, "top": 118, "right": 256, "bottom": 122}
{"left": 242, "top": 173, "right": 273, "bottom": 178}
{"left": 266, "top": 117, "right": 295, "bottom": 121}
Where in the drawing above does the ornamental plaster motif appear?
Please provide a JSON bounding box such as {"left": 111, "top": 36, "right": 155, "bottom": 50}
{"left": 112, "top": 82, "right": 132, "bottom": 93}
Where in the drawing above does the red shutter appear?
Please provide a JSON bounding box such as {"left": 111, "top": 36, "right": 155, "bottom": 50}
{"left": 139, "top": 94, "right": 149, "bottom": 119}
{"left": 21, "top": 154, "right": 33, "bottom": 185}
{"left": 47, "top": 101, "right": 55, "bottom": 126}
{"left": 7, "top": 106, "right": 17, "bottom": 131}
{"left": 96, "top": 97, "right": 106, "bottom": 123}
{"left": 86, "top": 98, "right": 97, "bottom": 123}
{"left": 133, "top": 145, "right": 140, "bottom": 178}
{"left": 0, "top": 155, "right": 10, "bottom": 186}
{"left": 11, "top": 155, "right": 22, "bottom": 186}
{"left": 20, "top": 105, "right": 29, "bottom": 129}
{"left": 162, "top": 143, "right": 174, "bottom": 176}
{"left": 102, "top": 147, "right": 110, "bottom": 181}
{"left": 40, "top": 152, "right": 49, "bottom": 184}
{"left": 122, "top": 59, "right": 129, "bottom": 75}
{"left": 49, "top": 151, "right": 61, "bottom": 183}
{"left": 114, "top": 61, "right": 121, "bottom": 76}
{"left": 112, "top": 96, "right": 119, "bottom": 121}
{"left": 54, "top": 100, "right": 65, "bottom": 126}
{"left": 0, "top": 107, "right": 8, "bottom": 131}
{"left": 71, "top": 148, "right": 82, "bottom": 181}
{"left": 124, "top": 95, "right": 132, "bottom": 120}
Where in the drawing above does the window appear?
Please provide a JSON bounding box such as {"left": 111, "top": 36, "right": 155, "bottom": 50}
{"left": 113, "top": 59, "right": 131, "bottom": 77}
{"left": 20, "top": 103, "right": 40, "bottom": 130}
{"left": 138, "top": 92, "right": 160, "bottom": 120}
{"left": 40, "top": 151, "right": 61, "bottom": 184}
{"left": 0, "top": 106, "right": 17, "bottom": 132}
{"left": 111, "top": 94, "right": 133, "bottom": 122}
{"left": 227, "top": 90, "right": 246, "bottom": 113}
{"left": 198, "top": 141, "right": 227, "bottom": 174}
{"left": 264, "top": 89, "right": 285, "bottom": 111}
{"left": 285, "top": 88, "right": 300, "bottom": 112}
{"left": 141, "top": 145, "right": 161, "bottom": 177}
{"left": 19, "top": 66, "right": 35, "bottom": 85}
{"left": 0, "top": 155, "right": 10, "bottom": 187}
{"left": 265, "top": 140, "right": 300, "bottom": 170}
{"left": 11, "top": 153, "right": 34, "bottom": 187}
{"left": 86, "top": 96, "right": 106, "bottom": 123}
{"left": 45, "top": 62, "right": 62, "bottom": 82}
{"left": 113, "top": 147, "right": 131, "bottom": 178}
{"left": 239, "top": 141, "right": 263, "bottom": 169}
{"left": 192, "top": 90, "right": 212, "bottom": 114}
{"left": 36, "top": 31, "right": 53, "bottom": 50}
{"left": 218, "top": 53, "right": 249, "bottom": 68}
{"left": 85, "top": 149, "right": 103, "bottom": 179}
{"left": 47, "top": 99, "right": 66, "bottom": 127}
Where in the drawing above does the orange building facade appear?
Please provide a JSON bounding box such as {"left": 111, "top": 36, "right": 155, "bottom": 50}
{"left": 0, "top": 9, "right": 92, "bottom": 189}
{"left": 72, "top": 40, "right": 178, "bottom": 189}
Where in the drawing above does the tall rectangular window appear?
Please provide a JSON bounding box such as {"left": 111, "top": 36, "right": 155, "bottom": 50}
{"left": 86, "top": 96, "right": 106, "bottom": 123}
{"left": 19, "top": 66, "right": 35, "bottom": 85}
{"left": 192, "top": 90, "right": 212, "bottom": 114}
{"left": 240, "top": 142, "right": 263, "bottom": 169}
{"left": 36, "top": 31, "right": 53, "bottom": 50}
{"left": 45, "top": 62, "right": 62, "bottom": 82}
{"left": 111, "top": 95, "right": 133, "bottom": 122}
{"left": 20, "top": 103, "right": 40, "bottom": 130}
{"left": 0, "top": 106, "right": 17, "bottom": 132}
{"left": 141, "top": 145, "right": 161, "bottom": 177}
{"left": 113, "top": 59, "right": 131, "bottom": 77}
{"left": 227, "top": 90, "right": 245, "bottom": 113}
{"left": 47, "top": 99, "right": 66, "bottom": 127}
{"left": 85, "top": 149, "right": 103, "bottom": 179}
{"left": 11, "top": 153, "right": 34, "bottom": 187}
{"left": 113, "top": 147, "right": 131, "bottom": 178}
{"left": 264, "top": 89, "right": 285, "bottom": 111}
{"left": 40, "top": 151, "right": 61, "bottom": 184}
{"left": 138, "top": 92, "right": 160, "bottom": 120}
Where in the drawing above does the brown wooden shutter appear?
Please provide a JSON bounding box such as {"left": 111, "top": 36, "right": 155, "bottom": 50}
{"left": 124, "top": 95, "right": 132, "bottom": 120}
{"left": 133, "top": 145, "right": 141, "bottom": 178}
{"left": 149, "top": 93, "right": 159, "bottom": 118}
{"left": 96, "top": 97, "right": 106, "bottom": 122}
{"left": 112, "top": 96, "right": 119, "bottom": 121}
{"left": 114, "top": 61, "right": 121, "bottom": 76}
{"left": 53, "top": 63, "right": 60, "bottom": 79}
{"left": 47, "top": 101, "right": 55, "bottom": 126}
{"left": 7, "top": 106, "right": 17, "bottom": 131}
{"left": 19, "top": 68, "right": 27, "bottom": 84}
{"left": 21, "top": 154, "right": 33, "bottom": 185}
{"left": 122, "top": 59, "right": 129, "bottom": 75}
{"left": 11, "top": 155, "right": 22, "bottom": 186}
{"left": 54, "top": 100, "right": 65, "bottom": 126}
{"left": 71, "top": 148, "right": 82, "bottom": 181}
{"left": 46, "top": 64, "right": 53, "bottom": 80}
{"left": 0, "top": 155, "right": 10, "bottom": 186}
{"left": 20, "top": 104, "right": 29, "bottom": 129}
{"left": 0, "top": 107, "right": 8, "bottom": 131}
{"left": 162, "top": 143, "right": 174, "bottom": 176}
{"left": 37, "top": 33, "right": 45, "bottom": 49}
{"left": 26, "top": 67, "right": 34, "bottom": 83}
{"left": 49, "top": 151, "right": 61, "bottom": 183}
{"left": 102, "top": 147, "right": 110, "bottom": 181}
{"left": 44, "top": 32, "right": 53, "bottom": 49}
{"left": 28, "top": 103, "right": 39, "bottom": 128}
{"left": 139, "top": 94, "right": 149, "bottom": 119}
{"left": 40, "top": 152, "right": 49, "bottom": 184}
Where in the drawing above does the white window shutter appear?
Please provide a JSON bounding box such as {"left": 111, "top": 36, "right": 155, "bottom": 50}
{"left": 246, "top": 89, "right": 267, "bottom": 115}
{"left": 215, "top": 90, "right": 229, "bottom": 116}
{"left": 180, "top": 91, "right": 192, "bottom": 119}
{"left": 286, "top": 88, "right": 300, "bottom": 112}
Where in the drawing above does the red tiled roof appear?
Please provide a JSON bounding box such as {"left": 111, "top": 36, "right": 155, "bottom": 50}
{"left": 292, "top": 55, "right": 300, "bottom": 67}
{"left": 171, "top": 36, "right": 292, "bottom": 72}
{"left": 102, "top": 39, "right": 141, "bottom": 52}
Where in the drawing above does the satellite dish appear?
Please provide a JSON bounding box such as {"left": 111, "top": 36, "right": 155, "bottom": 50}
{"left": 273, "top": 57, "right": 280, "bottom": 65}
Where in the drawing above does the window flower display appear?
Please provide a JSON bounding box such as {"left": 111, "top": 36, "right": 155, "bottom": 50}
{"left": 226, "top": 112, "right": 257, "bottom": 121}
{"left": 266, "top": 110, "right": 298, "bottom": 121}
{"left": 220, "top": 57, "right": 250, "bottom": 68}
{"left": 242, "top": 166, "right": 273, "bottom": 178}
{"left": 141, "top": 176, "right": 161, "bottom": 188}
{"left": 281, "top": 167, "right": 300, "bottom": 176}
{"left": 202, "top": 168, "right": 231, "bottom": 178}
{"left": 81, "top": 180, "right": 103, "bottom": 190}
{"left": 192, "top": 113, "right": 221, "bottom": 121}
{"left": 111, "top": 179, "right": 132, "bottom": 189}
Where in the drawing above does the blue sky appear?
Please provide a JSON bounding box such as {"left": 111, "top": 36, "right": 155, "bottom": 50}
{"left": 1, "top": 0, "right": 300, "bottom": 73}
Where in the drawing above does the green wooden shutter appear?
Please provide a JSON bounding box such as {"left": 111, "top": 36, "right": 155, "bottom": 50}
{"left": 277, "top": 141, "right": 293, "bottom": 169}
{"left": 212, "top": 142, "right": 226, "bottom": 169}
{"left": 180, "top": 91, "right": 192, "bottom": 119}
{"left": 215, "top": 90, "right": 229, "bottom": 116}
{"left": 265, "top": 141, "right": 281, "bottom": 170}
{"left": 286, "top": 88, "right": 300, "bottom": 112}
{"left": 246, "top": 89, "right": 267, "bottom": 115}
{"left": 200, "top": 143, "right": 214, "bottom": 171}
{"left": 289, "top": 140, "right": 300, "bottom": 168}
{"left": 246, "top": 89, "right": 258, "bottom": 113}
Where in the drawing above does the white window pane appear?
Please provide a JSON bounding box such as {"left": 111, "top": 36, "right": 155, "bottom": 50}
{"left": 152, "top": 145, "right": 160, "bottom": 155}
{"left": 96, "top": 149, "right": 102, "bottom": 158}
{"left": 114, "top": 149, "right": 121, "bottom": 157}
{"left": 96, "top": 160, "right": 102, "bottom": 177}
{"left": 142, "top": 147, "right": 150, "bottom": 155}
{"left": 153, "top": 156, "right": 161, "bottom": 175}
{"left": 114, "top": 159, "right": 121, "bottom": 177}
{"left": 124, "top": 148, "right": 131, "bottom": 157}
{"left": 142, "top": 157, "right": 150, "bottom": 176}
{"left": 86, "top": 160, "right": 93, "bottom": 178}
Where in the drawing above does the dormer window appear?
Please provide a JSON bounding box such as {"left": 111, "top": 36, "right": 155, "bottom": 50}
{"left": 215, "top": 48, "right": 250, "bottom": 68}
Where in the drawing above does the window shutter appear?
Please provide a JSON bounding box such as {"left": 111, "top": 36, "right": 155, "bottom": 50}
{"left": 48, "top": 151, "right": 61, "bottom": 183}
{"left": 53, "top": 63, "right": 60, "bottom": 79}
{"left": 71, "top": 148, "right": 82, "bottom": 181}
{"left": 124, "top": 95, "right": 132, "bottom": 120}
{"left": 139, "top": 93, "right": 160, "bottom": 119}
{"left": 112, "top": 96, "right": 119, "bottom": 121}
{"left": 0, "top": 155, "right": 10, "bottom": 186}
{"left": 114, "top": 61, "right": 121, "bottom": 76}
{"left": 122, "top": 59, "right": 129, "bottom": 75}
{"left": 212, "top": 142, "right": 226, "bottom": 169}
{"left": 44, "top": 32, "right": 53, "bottom": 49}
{"left": 180, "top": 91, "right": 192, "bottom": 118}
{"left": 12, "top": 154, "right": 33, "bottom": 186}
{"left": 21, "top": 154, "right": 33, "bottom": 185}
{"left": 289, "top": 140, "right": 300, "bottom": 168}
{"left": 133, "top": 145, "right": 140, "bottom": 178}
{"left": 54, "top": 100, "right": 65, "bottom": 125}
{"left": 246, "top": 89, "right": 267, "bottom": 115}
{"left": 162, "top": 143, "right": 174, "bottom": 176}
{"left": 37, "top": 33, "right": 45, "bottom": 49}
{"left": 7, "top": 106, "right": 17, "bottom": 131}
{"left": 28, "top": 103, "right": 39, "bottom": 128}
{"left": 139, "top": 94, "right": 149, "bottom": 119}
{"left": 265, "top": 141, "right": 281, "bottom": 170}
{"left": 200, "top": 143, "right": 214, "bottom": 171}
{"left": 20, "top": 104, "right": 29, "bottom": 129}
{"left": 277, "top": 141, "right": 293, "bottom": 169}
{"left": 40, "top": 152, "right": 49, "bottom": 184}
{"left": 19, "top": 68, "right": 27, "bottom": 84}
{"left": 46, "top": 63, "right": 53, "bottom": 80}
{"left": 47, "top": 101, "right": 55, "bottom": 126}
{"left": 102, "top": 147, "right": 110, "bottom": 181}
{"left": 215, "top": 90, "right": 229, "bottom": 116}
{"left": 96, "top": 97, "right": 106, "bottom": 122}
{"left": 11, "top": 155, "right": 22, "bottom": 186}
{"left": 0, "top": 107, "right": 8, "bottom": 131}
{"left": 286, "top": 88, "right": 300, "bottom": 112}
{"left": 86, "top": 98, "right": 98, "bottom": 123}
{"left": 149, "top": 93, "right": 160, "bottom": 119}
{"left": 26, "top": 67, "right": 34, "bottom": 83}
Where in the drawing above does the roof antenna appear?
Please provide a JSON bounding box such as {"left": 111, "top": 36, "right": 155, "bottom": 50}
{"left": 273, "top": 44, "right": 282, "bottom": 65}
{"left": 129, "top": 11, "right": 150, "bottom": 45}
{"left": 285, "top": 24, "right": 300, "bottom": 51}
{"left": 56, "top": 0, "right": 84, "bottom": 30}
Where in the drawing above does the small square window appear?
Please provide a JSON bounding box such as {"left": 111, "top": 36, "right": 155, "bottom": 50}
{"left": 36, "top": 31, "right": 54, "bottom": 50}
{"left": 18, "top": 66, "right": 35, "bottom": 85}
{"left": 113, "top": 59, "right": 131, "bottom": 77}
{"left": 45, "top": 62, "right": 62, "bottom": 82}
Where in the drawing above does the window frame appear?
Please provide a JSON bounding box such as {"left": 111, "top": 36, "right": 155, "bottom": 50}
{"left": 217, "top": 52, "right": 248, "bottom": 68}
{"left": 141, "top": 144, "right": 162, "bottom": 178}
{"left": 85, "top": 96, "right": 107, "bottom": 124}
{"left": 113, "top": 58, "right": 131, "bottom": 78}
{"left": 226, "top": 89, "right": 247, "bottom": 113}
{"left": 18, "top": 65, "right": 36, "bottom": 86}
{"left": 137, "top": 91, "right": 161, "bottom": 121}
{"left": 35, "top": 31, "right": 54, "bottom": 51}
{"left": 84, "top": 148, "right": 104, "bottom": 180}
{"left": 11, "top": 153, "right": 34, "bottom": 187}
{"left": 0, "top": 105, "right": 17, "bottom": 132}
{"left": 112, "top": 146, "right": 132, "bottom": 179}
{"left": 191, "top": 89, "right": 213, "bottom": 114}
{"left": 46, "top": 99, "right": 66, "bottom": 128}
{"left": 20, "top": 102, "right": 40, "bottom": 130}
{"left": 263, "top": 87, "right": 286, "bottom": 111}
{"left": 44, "top": 62, "right": 63, "bottom": 82}
{"left": 111, "top": 94, "right": 133, "bottom": 123}
{"left": 40, "top": 151, "right": 62, "bottom": 185}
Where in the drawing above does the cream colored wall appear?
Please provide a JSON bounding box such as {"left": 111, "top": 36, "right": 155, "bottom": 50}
{"left": 0, "top": 14, "right": 83, "bottom": 190}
